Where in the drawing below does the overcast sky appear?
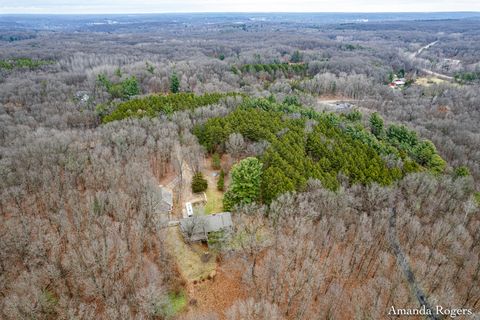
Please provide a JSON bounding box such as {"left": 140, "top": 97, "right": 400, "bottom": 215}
{"left": 1, "top": 0, "right": 479, "bottom": 14}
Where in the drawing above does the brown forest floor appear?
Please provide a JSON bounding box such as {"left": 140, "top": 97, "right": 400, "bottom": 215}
{"left": 182, "top": 258, "right": 248, "bottom": 319}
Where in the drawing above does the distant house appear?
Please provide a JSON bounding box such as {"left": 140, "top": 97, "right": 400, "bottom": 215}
{"left": 335, "top": 102, "right": 353, "bottom": 110}
{"left": 180, "top": 212, "right": 233, "bottom": 242}
{"left": 389, "top": 78, "right": 406, "bottom": 89}
{"left": 75, "top": 91, "right": 90, "bottom": 104}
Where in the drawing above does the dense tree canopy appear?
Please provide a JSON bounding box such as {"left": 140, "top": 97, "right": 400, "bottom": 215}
{"left": 223, "top": 157, "right": 263, "bottom": 210}
{"left": 102, "top": 92, "right": 237, "bottom": 123}
{"left": 97, "top": 73, "right": 140, "bottom": 100}
{"left": 0, "top": 57, "right": 53, "bottom": 70}
{"left": 369, "top": 112, "right": 385, "bottom": 139}
{"left": 195, "top": 98, "right": 443, "bottom": 203}
{"left": 235, "top": 62, "right": 308, "bottom": 79}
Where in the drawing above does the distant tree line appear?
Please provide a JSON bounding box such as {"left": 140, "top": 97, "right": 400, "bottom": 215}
{"left": 102, "top": 92, "right": 238, "bottom": 123}
{"left": 0, "top": 57, "right": 53, "bottom": 70}
{"left": 233, "top": 62, "right": 308, "bottom": 78}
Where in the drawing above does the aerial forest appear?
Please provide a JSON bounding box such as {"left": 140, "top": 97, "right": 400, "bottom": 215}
{"left": 0, "top": 13, "right": 479, "bottom": 320}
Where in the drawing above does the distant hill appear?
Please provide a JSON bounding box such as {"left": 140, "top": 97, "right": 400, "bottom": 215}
{"left": 1, "top": 12, "right": 480, "bottom": 32}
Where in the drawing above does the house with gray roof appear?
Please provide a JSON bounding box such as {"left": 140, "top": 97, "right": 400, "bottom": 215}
{"left": 160, "top": 187, "right": 173, "bottom": 212}
{"left": 153, "top": 186, "right": 173, "bottom": 218}
{"left": 180, "top": 212, "right": 233, "bottom": 242}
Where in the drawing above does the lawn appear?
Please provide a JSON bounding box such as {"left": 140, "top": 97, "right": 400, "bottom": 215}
{"left": 157, "top": 291, "right": 187, "bottom": 319}
{"left": 416, "top": 76, "right": 446, "bottom": 86}
{"left": 204, "top": 186, "right": 224, "bottom": 214}
{"left": 165, "top": 227, "right": 216, "bottom": 282}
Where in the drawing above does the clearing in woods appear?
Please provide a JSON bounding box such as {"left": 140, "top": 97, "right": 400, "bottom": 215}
{"left": 165, "top": 155, "right": 241, "bottom": 318}
{"left": 204, "top": 156, "right": 228, "bottom": 214}
{"left": 204, "top": 173, "right": 225, "bottom": 214}
{"left": 416, "top": 76, "right": 446, "bottom": 86}
{"left": 166, "top": 227, "right": 216, "bottom": 282}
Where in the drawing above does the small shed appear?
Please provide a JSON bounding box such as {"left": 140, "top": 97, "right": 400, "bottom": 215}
{"left": 186, "top": 202, "right": 194, "bottom": 217}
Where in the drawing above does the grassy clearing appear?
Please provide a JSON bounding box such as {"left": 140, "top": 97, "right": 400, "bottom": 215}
{"left": 166, "top": 227, "right": 216, "bottom": 282}
{"left": 160, "top": 291, "right": 187, "bottom": 318}
{"left": 203, "top": 165, "right": 225, "bottom": 214}
{"left": 416, "top": 76, "right": 446, "bottom": 86}
{"left": 204, "top": 185, "right": 224, "bottom": 214}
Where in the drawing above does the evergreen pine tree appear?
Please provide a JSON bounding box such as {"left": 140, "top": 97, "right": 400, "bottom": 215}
{"left": 217, "top": 169, "right": 225, "bottom": 191}
{"left": 192, "top": 172, "right": 208, "bottom": 193}
{"left": 170, "top": 72, "right": 180, "bottom": 93}
{"left": 369, "top": 112, "right": 385, "bottom": 139}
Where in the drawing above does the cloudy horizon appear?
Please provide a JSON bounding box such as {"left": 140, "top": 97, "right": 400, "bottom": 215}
{"left": 1, "top": 0, "right": 480, "bottom": 14}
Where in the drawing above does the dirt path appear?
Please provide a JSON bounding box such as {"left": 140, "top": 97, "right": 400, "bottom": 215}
{"left": 407, "top": 40, "right": 454, "bottom": 82}
{"left": 317, "top": 98, "right": 356, "bottom": 104}
{"left": 409, "top": 40, "right": 439, "bottom": 59}
{"left": 417, "top": 68, "right": 454, "bottom": 81}
{"left": 388, "top": 208, "right": 440, "bottom": 320}
{"left": 316, "top": 96, "right": 376, "bottom": 116}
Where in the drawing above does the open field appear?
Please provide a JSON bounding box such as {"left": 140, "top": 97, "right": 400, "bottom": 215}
{"left": 204, "top": 173, "right": 225, "bottom": 214}
{"left": 204, "top": 186, "right": 224, "bottom": 214}
{"left": 415, "top": 76, "right": 446, "bottom": 86}
{"left": 202, "top": 157, "right": 227, "bottom": 214}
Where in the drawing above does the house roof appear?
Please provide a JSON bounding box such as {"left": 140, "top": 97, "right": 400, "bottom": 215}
{"left": 180, "top": 212, "right": 233, "bottom": 241}
{"left": 203, "top": 212, "right": 233, "bottom": 233}
{"left": 153, "top": 186, "right": 173, "bottom": 214}
{"left": 161, "top": 187, "right": 173, "bottom": 207}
